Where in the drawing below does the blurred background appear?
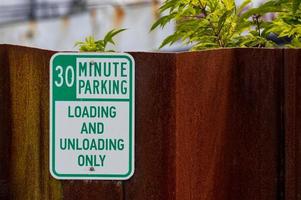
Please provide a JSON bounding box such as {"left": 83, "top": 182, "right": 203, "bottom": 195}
{"left": 0, "top": 0, "right": 265, "bottom": 52}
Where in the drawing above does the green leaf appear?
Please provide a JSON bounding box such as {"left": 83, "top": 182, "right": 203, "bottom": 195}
{"left": 223, "top": 0, "right": 235, "bottom": 10}
{"left": 150, "top": 14, "right": 176, "bottom": 31}
{"left": 75, "top": 28, "right": 126, "bottom": 52}
{"left": 159, "top": 0, "right": 178, "bottom": 12}
{"left": 237, "top": 0, "right": 251, "bottom": 14}
{"left": 293, "top": 0, "right": 301, "bottom": 13}
{"left": 159, "top": 34, "right": 179, "bottom": 49}
{"left": 217, "top": 10, "right": 232, "bottom": 34}
{"left": 104, "top": 28, "right": 126, "bottom": 47}
{"left": 240, "top": 0, "right": 282, "bottom": 20}
{"left": 289, "top": 37, "right": 301, "bottom": 47}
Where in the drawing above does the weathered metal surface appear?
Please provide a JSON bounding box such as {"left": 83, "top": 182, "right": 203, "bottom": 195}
{"left": 123, "top": 53, "right": 176, "bottom": 200}
{"left": 0, "top": 45, "right": 300, "bottom": 200}
{"left": 5, "top": 46, "right": 62, "bottom": 200}
{"left": 0, "top": 45, "right": 10, "bottom": 200}
{"left": 176, "top": 49, "right": 282, "bottom": 199}
{"left": 284, "top": 49, "right": 301, "bottom": 200}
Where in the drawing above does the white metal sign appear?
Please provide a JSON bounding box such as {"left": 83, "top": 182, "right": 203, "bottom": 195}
{"left": 50, "top": 53, "right": 135, "bottom": 180}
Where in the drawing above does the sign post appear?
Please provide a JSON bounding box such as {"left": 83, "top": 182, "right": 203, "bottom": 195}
{"left": 50, "top": 53, "right": 135, "bottom": 180}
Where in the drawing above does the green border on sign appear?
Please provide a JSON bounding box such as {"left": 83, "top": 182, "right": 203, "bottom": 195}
{"left": 50, "top": 53, "right": 135, "bottom": 180}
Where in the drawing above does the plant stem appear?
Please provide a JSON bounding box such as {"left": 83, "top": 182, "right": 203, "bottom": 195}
{"left": 253, "top": 14, "right": 262, "bottom": 47}
{"left": 255, "top": 15, "right": 261, "bottom": 37}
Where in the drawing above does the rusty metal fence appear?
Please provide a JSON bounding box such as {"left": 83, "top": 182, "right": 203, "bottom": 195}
{"left": 0, "top": 45, "right": 300, "bottom": 200}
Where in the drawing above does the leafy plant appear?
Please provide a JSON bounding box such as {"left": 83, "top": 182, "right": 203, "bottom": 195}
{"left": 75, "top": 29, "right": 126, "bottom": 52}
{"left": 245, "top": 0, "right": 301, "bottom": 48}
{"left": 151, "top": 0, "right": 301, "bottom": 50}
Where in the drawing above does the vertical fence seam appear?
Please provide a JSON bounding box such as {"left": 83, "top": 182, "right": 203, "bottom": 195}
{"left": 278, "top": 48, "right": 285, "bottom": 200}
{"left": 6, "top": 44, "right": 12, "bottom": 200}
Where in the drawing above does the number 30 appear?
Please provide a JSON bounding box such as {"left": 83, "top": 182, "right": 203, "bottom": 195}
{"left": 54, "top": 65, "right": 74, "bottom": 87}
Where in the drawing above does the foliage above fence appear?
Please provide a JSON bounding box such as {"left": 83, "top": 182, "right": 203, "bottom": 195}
{"left": 151, "top": 0, "right": 301, "bottom": 50}
{"left": 75, "top": 29, "right": 126, "bottom": 52}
